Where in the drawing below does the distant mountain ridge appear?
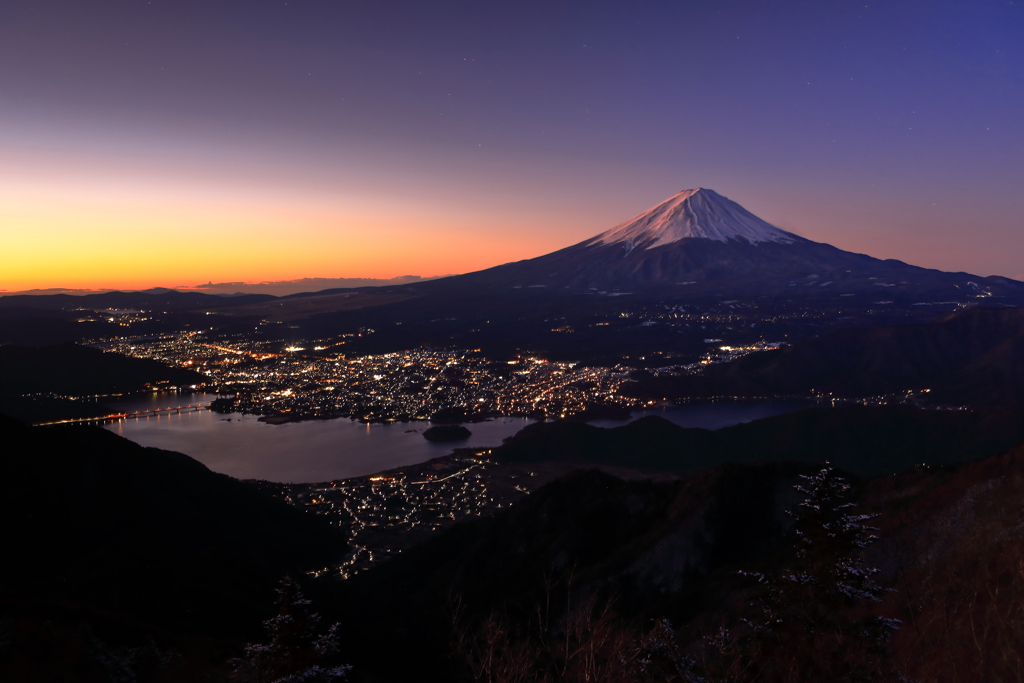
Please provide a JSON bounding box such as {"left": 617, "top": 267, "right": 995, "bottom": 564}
{"left": 0, "top": 289, "right": 274, "bottom": 311}
{"left": 1, "top": 275, "right": 445, "bottom": 298}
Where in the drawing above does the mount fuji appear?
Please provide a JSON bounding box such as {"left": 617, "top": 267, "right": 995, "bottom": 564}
{"left": 454, "top": 187, "right": 1020, "bottom": 296}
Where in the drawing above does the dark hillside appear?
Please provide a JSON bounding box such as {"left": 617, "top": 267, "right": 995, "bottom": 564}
{"left": 0, "top": 343, "right": 204, "bottom": 397}
{"left": 496, "top": 404, "right": 1024, "bottom": 477}
{"left": 853, "top": 443, "right": 1024, "bottom": 682}
{"left": 0, "top": 343, "right": 206, "bottom": 423}
{"left": 0, "top": 414, "right": 348, "bottom": 678}
{"left": 332, "top": 440, "right": 1024, "bottom": 682}
{"left": 627, "top": 306, "right": 1024, "bottom": 406}
{"left": 0, "top": 313, "right": 121, "bottom": 346}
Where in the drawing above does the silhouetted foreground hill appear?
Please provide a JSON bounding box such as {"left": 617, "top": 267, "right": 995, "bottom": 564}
{"left": 496, "top": 404, "right": 1024, "bottom": 477}
{"left": 627, "top": 306, "right": 1024, "bottom": 406}
{"left": 329, "top": 442, "right": 1024, "bottom": 682}
{"left": 334, "top": 462, "right": 819, "bottom": 681}
{"left": 0, "top": 343, "right": 205, "bottom": 423}
{"left": 0, "top": 415, "right": 347, "bottom": 679}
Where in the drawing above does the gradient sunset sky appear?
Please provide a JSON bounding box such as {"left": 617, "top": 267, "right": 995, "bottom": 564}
{"left": 2, "top": 0, "right": 1022, "bottom": 291}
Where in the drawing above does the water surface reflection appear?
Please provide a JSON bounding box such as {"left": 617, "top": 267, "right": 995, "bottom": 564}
{"left": 104, "top": 395, "right": 810, "bottom": 482}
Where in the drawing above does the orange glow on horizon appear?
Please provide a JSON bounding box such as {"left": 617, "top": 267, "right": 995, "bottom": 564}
{"left": 0, "top": 169, "right": 575, "bottom": 292}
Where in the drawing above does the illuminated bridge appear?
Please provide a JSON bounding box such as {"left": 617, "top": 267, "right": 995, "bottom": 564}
{"left": 35, "top": 403, "right": 211, "bottom": 426}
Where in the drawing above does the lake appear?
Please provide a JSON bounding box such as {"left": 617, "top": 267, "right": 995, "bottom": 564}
{"left": 102, "top": 393, "right": 811, "bottom": 482}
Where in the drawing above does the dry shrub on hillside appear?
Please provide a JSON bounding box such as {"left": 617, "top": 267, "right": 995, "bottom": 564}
{"left": 450, "top": 584, "right": 697, "bottom": 683}
{"left": 874, "top": 452, "right": 1024, "bottom": 683}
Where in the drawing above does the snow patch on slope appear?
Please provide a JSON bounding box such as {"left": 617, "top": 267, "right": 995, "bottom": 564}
{"left": 588, "top": 188, "right": 799, "bottom": 251}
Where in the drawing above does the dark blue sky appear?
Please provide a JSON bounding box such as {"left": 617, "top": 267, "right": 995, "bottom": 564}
{"left": 2, "top": 0, "right": 1022, "bottom": 289}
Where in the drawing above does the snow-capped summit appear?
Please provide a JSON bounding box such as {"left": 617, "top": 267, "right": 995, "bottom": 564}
{"left": 587, "top": 188, "right": 799, "bottom": 251}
